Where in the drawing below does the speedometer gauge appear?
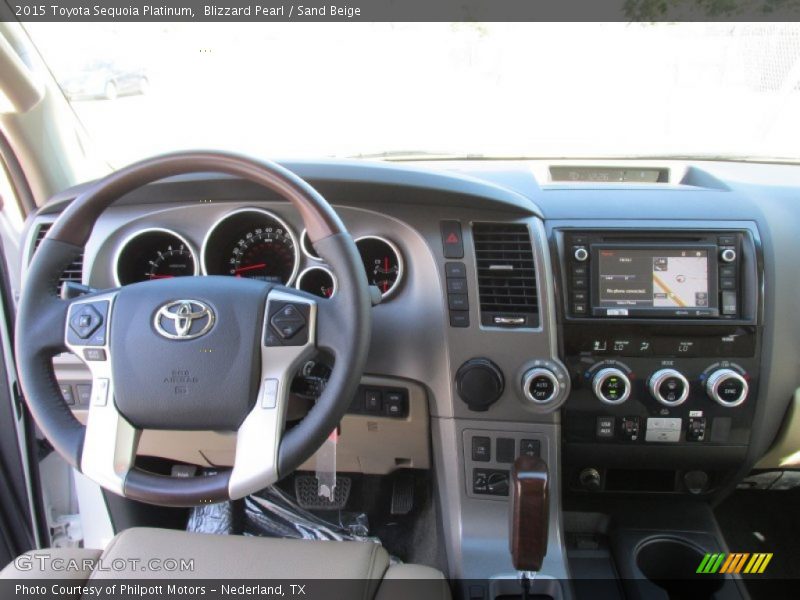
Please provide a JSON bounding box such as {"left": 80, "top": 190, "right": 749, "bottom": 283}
{"left": 355, "top": 236, "right": 404, "bottom": 299}
{"left": 202, "top": 208, "right": 299, "bottom": 285}
{"left": 115, "top": 229, "right": 198, "bottom": 285}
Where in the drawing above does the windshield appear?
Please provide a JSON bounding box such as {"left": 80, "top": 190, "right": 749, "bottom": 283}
{"left": 23, "top": 22, "right": 800, "bottom": 165}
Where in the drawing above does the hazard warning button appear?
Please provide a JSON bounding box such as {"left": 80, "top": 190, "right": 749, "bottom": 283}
{"left": 441, "top": 220, "right": 464, "bottom": 259}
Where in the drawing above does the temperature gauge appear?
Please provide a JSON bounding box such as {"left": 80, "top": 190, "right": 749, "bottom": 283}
{"left": 355, "top": 236, "right": 404, "bottom": 299}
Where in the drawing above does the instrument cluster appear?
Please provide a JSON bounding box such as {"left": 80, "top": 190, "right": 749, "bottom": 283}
{"left": 113, "top": 207, "right": 405, "bottom": 300}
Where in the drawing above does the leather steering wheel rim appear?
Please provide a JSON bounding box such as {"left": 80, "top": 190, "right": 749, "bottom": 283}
{"left": 15, "top": 151, "right": 372, "bottom": 506}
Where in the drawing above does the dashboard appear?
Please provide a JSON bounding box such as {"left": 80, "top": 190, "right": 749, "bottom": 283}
{"left": 20, "top": 157, "right": 800, "bottom": 578}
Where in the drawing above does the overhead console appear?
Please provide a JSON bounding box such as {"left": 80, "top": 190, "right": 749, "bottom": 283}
{"left": 553, "top": 226, "right": 762, "bottom": 496}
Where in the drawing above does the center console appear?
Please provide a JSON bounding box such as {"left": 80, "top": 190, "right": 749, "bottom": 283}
{"left": 554, "top": 226, "right": 762, "bottom": 496}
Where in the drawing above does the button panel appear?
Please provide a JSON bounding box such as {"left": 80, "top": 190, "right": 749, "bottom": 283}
{"left": 445, "top": 261, "right": 470, "bottom": 328}
{"left": 264, "top": 302, "right": 311, "bottom": 347}
{"left": 348, "top": 385, "right": 408, "bottom": 419}
{"left": 463, "top": 430, "right": 546, "bottom": 500}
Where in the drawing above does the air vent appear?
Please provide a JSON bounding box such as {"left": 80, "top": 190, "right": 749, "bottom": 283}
{"left": 473, "top": 223, "right": 539, "bottom": 328}
{"left": 32, "top": 222, "right": 84, "bottom": 292}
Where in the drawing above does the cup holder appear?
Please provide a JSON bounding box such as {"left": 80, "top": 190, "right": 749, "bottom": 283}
{"left": 635, "top": 537, "right": 724, "bottom": 599}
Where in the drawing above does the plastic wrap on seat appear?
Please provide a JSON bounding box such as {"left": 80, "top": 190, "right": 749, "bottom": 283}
{"left": 186, "top": 485, "right": 377, "bottom": 543}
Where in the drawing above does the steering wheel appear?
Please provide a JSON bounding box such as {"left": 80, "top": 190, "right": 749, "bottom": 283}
{"left": 15, "top": 152, "right": 372, "bottom": 506}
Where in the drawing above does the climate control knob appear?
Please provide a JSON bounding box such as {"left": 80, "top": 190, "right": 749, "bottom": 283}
{"left": 592, "top": 368, "right": 631, "bottom": 405}
{"left": 649, "top": 369, "right": 690, "bottom": 406}
{"left": 706, "top": 369, "right": 749, "bottom": 407}
{"left": 522, "top": 368, "right": 560, "bottom": 404}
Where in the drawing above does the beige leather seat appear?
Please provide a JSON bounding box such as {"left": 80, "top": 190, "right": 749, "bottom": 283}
{"left": 2, "top": 527, "right": 450, "bottom": 599}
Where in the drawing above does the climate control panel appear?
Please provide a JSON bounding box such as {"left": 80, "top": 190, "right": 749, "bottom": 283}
{"left": 562, "top": 321, "right": 759, "bottom": 451}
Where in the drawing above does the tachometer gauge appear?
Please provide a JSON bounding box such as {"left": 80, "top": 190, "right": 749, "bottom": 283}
{"left": 296, "top": 266, "right": 336, "bottom": 298}
{"left": 202, "top": 208, "right": 299, "bottom": 285}
{"left": 115, "top": 229, "right": 198, "bottom": 285}
{"left": 355, "top": 236, "right": 404, "bottom": 299}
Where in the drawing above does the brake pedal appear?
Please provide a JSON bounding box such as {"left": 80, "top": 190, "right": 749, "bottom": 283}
{"left": 391, "top": 471, "right": 415, "bottom": 515}
{"left": 294, "top": 474, "right": 351, "bottom": 510}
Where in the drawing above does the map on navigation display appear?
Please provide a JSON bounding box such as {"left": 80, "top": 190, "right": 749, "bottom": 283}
{"left": 597, "top": 248, "right": 710, "bottom": 309}
{"left": 651, "top": 254, "right": 709, "bottom": 308}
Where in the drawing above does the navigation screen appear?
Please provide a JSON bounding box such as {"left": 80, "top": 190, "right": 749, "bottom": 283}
{"left": 597, "top": 248, "right": 711, "bottom": 309}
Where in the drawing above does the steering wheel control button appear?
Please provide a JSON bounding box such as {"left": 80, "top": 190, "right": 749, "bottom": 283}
{"left": 265, "top": 301, "right": 311, "bottom": 346}
{"left": 91, "top": 378, "right": 110, "bottom": 407}
{"left": 440, "top": 220, "right": 464, "bottom": 259}
{"left": 592, "top": 368, "right": 631, "bottom": 405}
{"left": 69, "top": 304, "right": 103, "bottom": 340}
{"left": 83, "top": 348, "right": 107, "bottom": 362}
{"left": 260, "top": 379, "right": 279, "bottom": 409}
{"left": 456, "top": 358, "right": 505, "bottom": 412}
{"left": 59, "top": 384, "right": 75, "bottom": 405}
{"left": 706, "top": 368, "right": 749, "bottom": 407}
{"left": 649, "top": 369, "right": 690, "bottom": 406}
{"left": 270, "top": 304, "right": 306, "bottom": 339}
{"left": 471, "top": 436, "right": 491, "bottom": 462}
{"left": 75, "top": 384, "right": 92, "bottom": 406}
{"left": 645, "top": 417, "right": 682, "bottom": 443}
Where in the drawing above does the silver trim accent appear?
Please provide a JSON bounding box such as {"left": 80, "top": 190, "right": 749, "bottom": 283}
{"left": 592, "top": 367, "right": 631, "bottom": 405}
{"left": 354, "top": 235, "right": 404, "bottom": 300}
{"left": 720, "top": 248, "right": 737, "bottom": 263}
{"left": 65, "top": 292, "right": 140, "bottom": 496}
{"left": 295, "top": 266, "right": 338, "bottom": 299}
{"left": 200, "top": 207, "right": 300, "bottom": 286}
{"left": 153, "top": 299, "right": 216, "bottom": 340}
{"left": 299, "top": 228, "right": 323, "bottom": 262}
{"left": 706, "top": 368, "right": 749, "bottom": 407}
{"left": 228, "top": 289, "right": 317, "bottom": 499}
{"left": 112, "top": 227, "right": 199, "bottom": 287}
{"left": 648, "top": 368, "right": 690, "bottom": 407}
{"left": 573, "top": 247, "right": 589, "bottom": 262}
{"left": 522, "top": 367, "right": 560, "bottom": 405}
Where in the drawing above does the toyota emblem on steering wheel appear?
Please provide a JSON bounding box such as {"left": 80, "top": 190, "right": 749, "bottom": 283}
{"left": 154, "top": 300, "right": 215, "bottom": 340}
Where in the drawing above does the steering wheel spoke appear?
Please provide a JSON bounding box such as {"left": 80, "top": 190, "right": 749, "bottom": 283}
{"left": 63, "top": 291, "right": 139, "bottom": 494}
{"left": 229, "top": 288, "right": 318, "bottom": 499}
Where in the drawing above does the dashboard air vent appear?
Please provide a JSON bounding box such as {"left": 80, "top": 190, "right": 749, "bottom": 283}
{"left": 473, "top": 222, "right": 539, "bottom": 328}
{"left": 32, "top": 222, "right": 84, "bottom": 292}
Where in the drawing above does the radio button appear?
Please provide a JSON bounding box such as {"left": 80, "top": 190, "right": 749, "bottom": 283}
{"left": 720, "top": 247, "right": 737, "bottom": 263}
{"left": 720, "top": 278, "right": 736, "bottom": 290}
{"left": 573, "top": 246, "right": 589, "bottom": 262}
{"left": 572, "top": 278, "right": 588, "bottom": 289}
{"left": 571, "top": 264, "right": 588, "bottom": 277}
{"left": 572, "top": 291, "right": 587, "bottom": 303}
{"left": 717, "top": 235, "right": 737, "bottom": 246}
{"left": 721, "top": 291, "right": 737, "bottom": 315}
{"left": 573, "top": 303, "right": 588, "bottom": 315}
{"left": 719, "top": 265, "right": 736, "bottom": 278}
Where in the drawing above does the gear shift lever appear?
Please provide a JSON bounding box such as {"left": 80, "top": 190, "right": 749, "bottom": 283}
{"left": 509, "top": 454, "right": 549, "bottom": 596}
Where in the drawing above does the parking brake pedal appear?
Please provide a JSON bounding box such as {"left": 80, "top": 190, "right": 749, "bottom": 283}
{"left": 294, "top": 475, "right": 351, "bottom": 510}
{"left": 390, "top": 471, "right": 415, "bottom": 515}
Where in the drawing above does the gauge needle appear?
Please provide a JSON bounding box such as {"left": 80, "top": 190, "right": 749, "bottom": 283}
{"left": 234, "top": 263, "right": 266, "bottom": 275}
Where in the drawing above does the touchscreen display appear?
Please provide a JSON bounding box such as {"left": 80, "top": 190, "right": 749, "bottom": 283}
{"left": 597, "top": 248, "right": 711, "bottom": 309}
